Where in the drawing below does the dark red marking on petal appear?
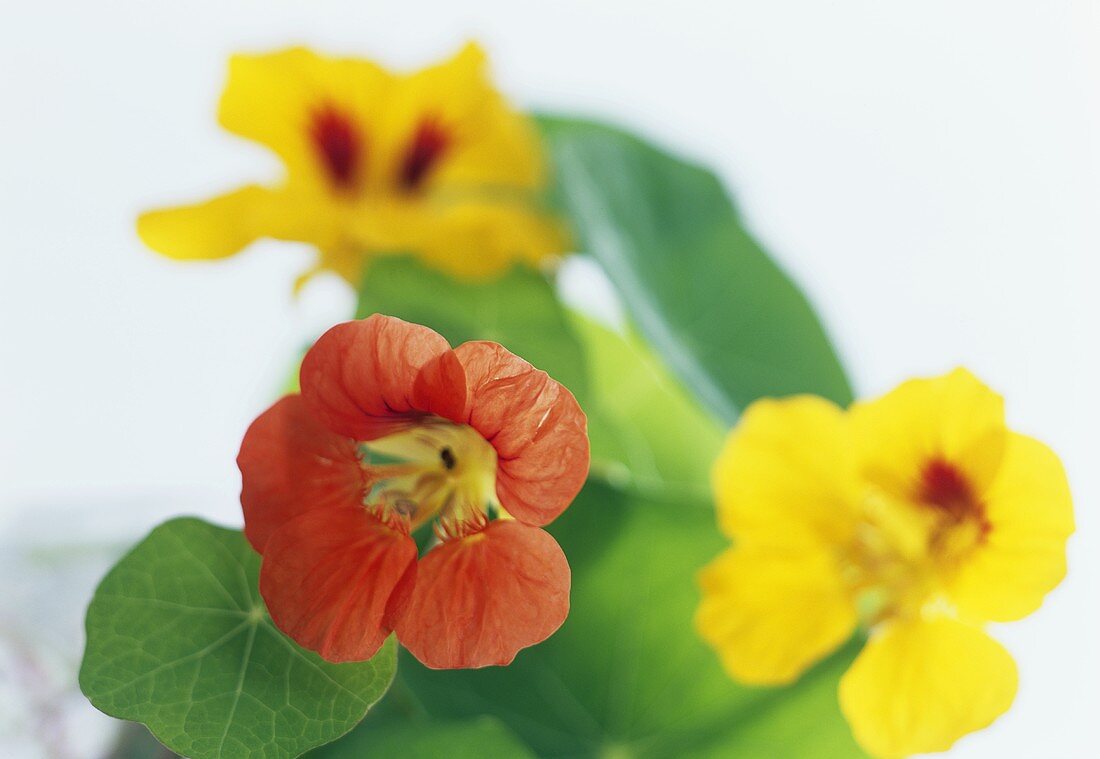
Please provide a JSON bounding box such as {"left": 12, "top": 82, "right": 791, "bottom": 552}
{"left": 260, "top": 507, "right": 418, "bottom": 663}
{"left": 395, "top": 520, "right": 570, "bottom": 669}
{"left": 310, "top": 104, "right": 362, "bottom": 192}
{"left": 919, "top": 459, "right": 989, "bottom": 534}
{"left": 399, "top": 119, "right": 450, "bottom": 191}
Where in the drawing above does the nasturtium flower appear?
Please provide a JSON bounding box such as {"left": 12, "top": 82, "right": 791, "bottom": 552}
{"left": 696, "top": 369, "right": 1073, "bottom": 758}
{"left": 238, "top": 314, "right": 589, "bottom": 669}
{"left": 138, "top": 43, "right": 566, "bottom": 287}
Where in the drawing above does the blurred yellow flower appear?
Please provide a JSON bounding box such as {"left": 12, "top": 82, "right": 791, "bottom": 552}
{"left": 137, "top": 43, "right": 566, "bottom": 287}
{"left": 697, "top": 369, "right": 1073, "bottom": 758}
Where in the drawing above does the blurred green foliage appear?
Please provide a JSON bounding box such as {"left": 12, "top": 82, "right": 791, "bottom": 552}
{"left": 570, "top": 313, "right": 722, "bottom": 495}
{"left": 357, "top": 257, "right": 589, "bottom": 403}
{"left": 310, "top": 716, "right": 535, "bottom": 759}
{"left": 539, "top": 116, "right": 853, "bottom": 422}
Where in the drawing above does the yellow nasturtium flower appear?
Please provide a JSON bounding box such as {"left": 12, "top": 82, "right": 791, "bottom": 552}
{"left": 137, "top": 43, "right": 566, "bottom": 286}
{"left": 697, "top": 369, "right": 1073, "bottom": 758}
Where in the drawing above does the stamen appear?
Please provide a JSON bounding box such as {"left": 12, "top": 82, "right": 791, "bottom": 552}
{"left": 366, "top": 502, "right": 411, "bottom": 535}
{"left": 391, "top": 498, "right": 418, "bottom": 518}
{"left": 434, "top": 509, "right": 489, "bottom": 543}
{"left": 440, "top": 446, "right": 456, "bottom": 470}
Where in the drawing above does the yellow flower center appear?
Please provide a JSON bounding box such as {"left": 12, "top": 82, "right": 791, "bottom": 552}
{"left": 361, "top": 418, "right": 499, "bottom": 540}
{"left": 845, "top": 458, "right": 989, "bottom": 625}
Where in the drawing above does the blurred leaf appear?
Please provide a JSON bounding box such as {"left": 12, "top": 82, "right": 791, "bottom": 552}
{"left": 571, "top": 312, "right": 723, "bottom": 496}
{"left": 394, "top": 482, "right": 867, "bottom": 758}
{"left": 538, "top": 116, "right": 852, "bottom": 423}
{"left": 357, "top": 256, "right": 589, "bottom": 403}
{"left": 108, "top": 722, "right": 178, "bottom": 759}
{"left": 311, "top": 716, "right": 534, "bottom": 759}
{"left": 80, "top": 518, "right": 397, "bottom": 759}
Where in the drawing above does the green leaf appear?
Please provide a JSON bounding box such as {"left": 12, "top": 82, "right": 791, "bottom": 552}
{"left": 80, "top": 518, "right": 397, "bottom": 759}
{"left": 570, "top": 312, "right": 723, "bottom": 496}
{"left": 310, "top": 716, "right": 535, "bottom": 759}
{"left": 356, "top": 256, "right": 589, "bottom": 404}
{"left": 538, "top": 116, "right": 853, "bottom": 422}
{"left": 395, "top": 482, "right": 866, "bottom": 758}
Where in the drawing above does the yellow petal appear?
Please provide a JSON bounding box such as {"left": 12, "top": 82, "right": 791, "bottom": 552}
{"left": 849, "top": 368, "right": 1007, "bottom": 499}
{"left": 138, "top": 184, "right": 356, "bottom": 272}
{"left": 419, "top": 202, "right": 567, "bottom": 278}
{"left": 137, "top": 186, "right": 273, "bottom": 260}
{"left": 293, "top": 243, "right": 369, "bottom": 293}
{"left": 712, "top": 395, "right": 860, "bottom": 545}
{"left": 219, "top": 47, "right": 391, "bottom": 188}
{"left": 949, "top": 432, "right": 1074, "bottom": 622}
{"left": 839, "top": 617, "right": 1017, "bottom": 759}
{"left": 374, "top": 42, "right": 544, "bottom": 192}
{"left": 156, "top": 44, "right": 559, "bottom": 285}
{"left": 696, "top": 545, "right": 857, "bottom": 685}
{"left": 360, "top": 200, "right": 567, "bottom": 280}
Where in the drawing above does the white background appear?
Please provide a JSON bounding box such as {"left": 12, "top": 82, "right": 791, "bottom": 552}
{"left": 1, "top": 1, "right": 1097, "bottom": 756}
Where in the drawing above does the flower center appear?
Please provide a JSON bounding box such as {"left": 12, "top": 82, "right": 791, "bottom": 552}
{"left": 360, "top": 418, "right": 498, "bottom": 540}
{"left": 845, "top": 458, "right": 990, "bottom": 625}
{"left": 310, "top": 104, "right": 362, "bottom": 192}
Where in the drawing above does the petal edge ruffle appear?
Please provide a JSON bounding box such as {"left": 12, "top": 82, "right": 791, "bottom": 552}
{"left": 454, "top": 341, "right": 589, "bottom": 526}
{"left": 300, "top": 315, "right": 452, "bottom": 440}
{"left": 396, "top": 521, "right": 569, "bottom": 669}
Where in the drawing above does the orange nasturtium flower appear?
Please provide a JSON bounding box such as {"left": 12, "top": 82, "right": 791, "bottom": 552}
{"left": 237, "top": 314, "right": 589, "bottom": 669}
{"left": 697, "top": 369, "right": 1073, "bottom": 758}
{"left": 138, "top": 43, "right": 566, "bottom": 286}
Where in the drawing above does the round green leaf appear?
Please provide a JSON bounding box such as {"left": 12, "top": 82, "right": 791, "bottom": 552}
{"left": 80, "top": 517, "right": 397, "bottom": 759}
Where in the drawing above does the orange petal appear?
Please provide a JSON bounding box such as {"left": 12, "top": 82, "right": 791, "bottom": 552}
{"left": 454, "top": 341, "right": 589, "bottom": 526}
{"left": 412, "top": 348, "right": 470, "bottom": 423}
{"left": 300, "top": 315, "right": 452, "bottom": 440}
{"left": 238, "top": 394, "right": 369, "bottom": 553}
{"left": 260, "top": 507, "right": 418, "bottom": 663}
{"left": 396, "top": 521, "right": 569, "bottom": 669}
